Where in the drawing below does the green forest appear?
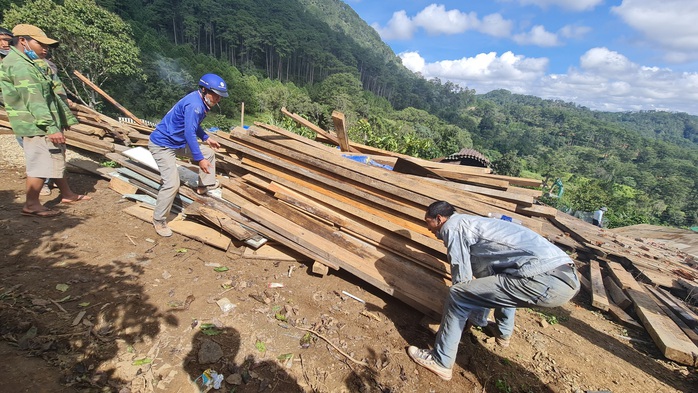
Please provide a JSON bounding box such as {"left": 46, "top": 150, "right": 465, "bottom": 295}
{"left": 2, "top": 0, "right": 697, "bottom": 229}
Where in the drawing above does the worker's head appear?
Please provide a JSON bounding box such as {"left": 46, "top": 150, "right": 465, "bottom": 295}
{"left": 11, "top": 24, "right": 57, "bottom": 60}
{"left": 601, "top": 207, "right": 608, "bottom": 212}
{"left": 425, "top": 201, "right": 455, "bottom": 237}
{"left": 198, "top": 73, "right": 228, "bottom": 107}
{"left": 0, "top": 27, "right": 13, "bottom": 54}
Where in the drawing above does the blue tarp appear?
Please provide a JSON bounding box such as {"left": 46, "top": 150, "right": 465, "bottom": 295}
{"left": 341, "top": 154, "right": 394, "bottom": 170}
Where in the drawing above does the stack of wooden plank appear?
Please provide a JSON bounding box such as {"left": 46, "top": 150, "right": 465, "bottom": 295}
{"left": 3, "top": 101, "right": 697, "bottom": 366}
{"left": 0, "top": 102, "right": 142, "bottom": 154}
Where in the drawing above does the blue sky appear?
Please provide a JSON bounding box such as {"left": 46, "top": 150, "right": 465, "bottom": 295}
{"left": 345, "top": 0, "right": 698, "bottom": 115}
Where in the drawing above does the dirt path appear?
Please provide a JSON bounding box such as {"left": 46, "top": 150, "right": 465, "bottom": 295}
{"left": 0, "top": 147, "right": 696, "bottom": 392}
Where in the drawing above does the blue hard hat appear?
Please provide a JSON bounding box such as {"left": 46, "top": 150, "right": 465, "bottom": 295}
{"left": 198, "top": 73, "right": 228, "bottom": 97}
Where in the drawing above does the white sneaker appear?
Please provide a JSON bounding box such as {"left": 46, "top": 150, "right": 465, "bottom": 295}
{"left": 152, "top": 219, "right": 172, "bottom": 237}
{"left": 407, "top": 346, "right": 452, "bottom": 381}
{"left": 40, "top": 183, "right": 52, "bottom": 196}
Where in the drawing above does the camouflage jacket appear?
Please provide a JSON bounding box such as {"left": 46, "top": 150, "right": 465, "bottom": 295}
{"left": 0, "top": 46, "right": 77, "bottom": 137}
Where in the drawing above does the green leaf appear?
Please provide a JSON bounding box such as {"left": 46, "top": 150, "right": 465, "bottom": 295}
{"left": 55, "top": 284, "right": 69, "bottom": 292}
{"left": 132, "top": 358, "right": 152, "bottom": 366}
{"left": 277, "top": 353, "right": 293, "bottom": 361}
{"left": 213, "top": 266, "right": 229, "bottom": 272}
{"left": 175, "top": 248, "right": 188, "bottom": 253}
{"left": 78, "top": 302, "right": 90, "bottom": 307}
{"left": 255, "top": 340, "right": 266, "bottom": 353}
{"left": 274, "top": 313, "right": 287, "bottom": 322}
{"left": 201, "top": 328, "right": 221, "bottom": 336}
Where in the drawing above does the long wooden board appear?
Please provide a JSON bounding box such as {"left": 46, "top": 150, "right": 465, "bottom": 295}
{"left": 623, "top": 281, "right": 698, "bottom": 366}
{"left": 590, "top": 260, "right": 610, "bottom": 311}
{"left": 122, "top": 204, "right": 230, "bottom": 250}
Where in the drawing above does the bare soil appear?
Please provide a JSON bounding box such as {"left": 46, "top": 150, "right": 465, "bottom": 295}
{"left": 0, "top": 145, "right": 696, "bottom": 393}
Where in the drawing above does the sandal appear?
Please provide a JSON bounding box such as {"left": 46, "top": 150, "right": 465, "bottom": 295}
{"left": 21, "top": 209, "right": 62, "bottom": 218}
{"left": 61, "top": 194, "right": 92, "bottom": 204}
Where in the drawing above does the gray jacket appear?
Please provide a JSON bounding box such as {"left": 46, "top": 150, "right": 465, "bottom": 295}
{"left": 439, "top": 213, "right": 571, "bottom": 284}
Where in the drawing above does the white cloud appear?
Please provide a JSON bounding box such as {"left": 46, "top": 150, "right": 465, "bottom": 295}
{"left": 612, "top": 0, "right": 698, "bottom": 62}
{"left": 480, "top": 13, "right": 514, "bottom": 37}
{"left": 371, "top": 10, "right": 415, "bottom": 40}
{"left": 559, "top": 25, "right": 591, "bottom": 39}
{"left": 399, "top": 47, "right": 698, "bottom": 114}
{"left": 399, "top": 50, "right": 548, "bottom": 86}
{"left": 399, "top": 51, "right": 427, "bottom": 73}
{"left": 517, "top": 0, "right": 604, "bottom": 12}
{"left": 513, "top": 25, "right": 560, "bottom": 46}
{"left": 413, "top": 4, "right": 480, "bottom": 35}
{"left": 371, "top": 5, "right": 513, "bottom": 40}
{"left": 579, "top": 47, "right": 635, "bottom": 75}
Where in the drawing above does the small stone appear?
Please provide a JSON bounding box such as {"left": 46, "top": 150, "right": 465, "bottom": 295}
{"left": 198, "top": 339, "right": 224, "bottom": 364}
{"left": 226, "top": 373, "right": 242, "bottom": 385}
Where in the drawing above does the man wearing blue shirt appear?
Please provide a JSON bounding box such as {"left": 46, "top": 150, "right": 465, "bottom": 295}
{"left": 148, "top": 74, "right": 228, "bottom": 237}
{"left": 407, "top": 201, "right": 580, "bottom": 381}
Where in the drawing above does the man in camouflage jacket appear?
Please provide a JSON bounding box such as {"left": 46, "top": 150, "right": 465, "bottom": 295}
{"left": 0, "top": 24, "right": 90, "bottom": 217}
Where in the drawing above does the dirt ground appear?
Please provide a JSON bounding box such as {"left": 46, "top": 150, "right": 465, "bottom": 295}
{"left": 1, "top": 141, "right": 696, "bottom": 393}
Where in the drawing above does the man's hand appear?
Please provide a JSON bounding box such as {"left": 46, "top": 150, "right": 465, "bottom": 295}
{"left": 47, "top": 132, "right": 66, "bottom": 144}
{"left": 207, "top": 138, "right": 221, "bottom": 149}
{"left": 199, "top": 159, "right": 213, "bottom": 174}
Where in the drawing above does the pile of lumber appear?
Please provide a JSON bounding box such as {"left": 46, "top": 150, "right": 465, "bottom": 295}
{"left": 0, "top": 102, "right": 136, "bottom": 154}
{"left": 2, "top": 99, "right": 697, "bottom": 366}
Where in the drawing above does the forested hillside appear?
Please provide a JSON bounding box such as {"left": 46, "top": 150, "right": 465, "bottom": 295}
{"left": 2, "top": 0, "right": 697, "bottom": 228}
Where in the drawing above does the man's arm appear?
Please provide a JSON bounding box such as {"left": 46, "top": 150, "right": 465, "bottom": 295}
{"left": 441, "top": 224, "right": 474, "bottom": 285}
{"left": 183, "top": 105, "right": 206, "bottom": 161}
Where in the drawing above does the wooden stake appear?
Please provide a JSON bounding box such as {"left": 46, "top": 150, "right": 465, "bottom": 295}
{"left": 73, "top": 70, "right": 145, "bottom": 126}
{"left": 241, "top": 102, "right": 245, "bottom": 127}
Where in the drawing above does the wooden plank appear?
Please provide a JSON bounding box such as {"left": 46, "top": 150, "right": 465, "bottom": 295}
{"left": 419, "top": 176, "right": 520, "bottom": 211}
{"left": 507, "top": 186, "right": 543, "bottom": 197}
{"left": 65, "top": 139, "right": 111, "bottom": 155}
{"left": 312, "top": 262, "right": 330, "bottom": 276}
{"left": 239, "top": 157, "right": 439, "bottom": 242}
{"left": 239, "top": 201, "right": 447, "bottom": 316}
{"left": 226, "top": 130, "right": 431, "bottom": 216}
{"left": 331, "top": 111, "right": 352, "bottom": 152}
{"left": 649, "top": 287, "right": 698, "bottom": 329}
{"left": 590, "top": 260, "right": 610, "bottom": 311}
{"left": 260, "top": 174, "right": 443, "bottom": 249}
{"left": 109, "top": 177, "right": 139, "bottom": 196}
{"left": 64, "top": 130, "right": 113, "bottom": 150}
{"left": 74, "top": 70, "right": 145, "bottom": 126}
{"left": 196, "top": 205, "right": 257, "bottom": 242}
{"left": 233, "top": 176, "right": 451, "bottom": 279}
{"left": 392, "top": 157, "right": 448, "bottom": 180}
{"left": 122, "top": 205, "right": 230, "bottom": 250}
{"left": 225, "top": 128, "right": 543, "bottom": 231}
{"left": 607, "top": 302, "right": 643, "bottom": 330}
{"left": 604, "top": 275, "right": 632, "bottom": 309}
{"left": 624, "top": 284, "right": 698, "bottom": 366}
{"left": 644, "top": 288, "right": 698, "bottom": 348}
{"left": 604, "top": 261, "right": 645, "bottom": 292}
{"left": 515, "top": 203, "right": 559, "bottom": 218}
{"left": 242, "top": 243, "right": 309, "bottom": 262}
{"left": 252, "top": 122, "right": 341, "bottom": 155}
{"left": 281, "top": 107, "right": 359, "bottom": 151}
{"left": 239, "top": 202, "right": 383, "bottom": 287}
{"left": 428, "top": 168, "right": 507, "bottom": 186}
